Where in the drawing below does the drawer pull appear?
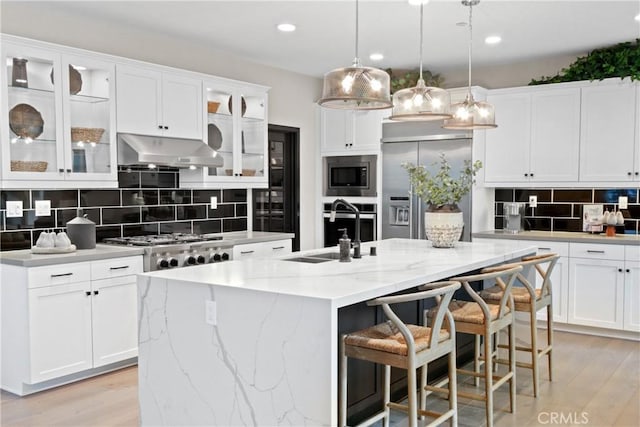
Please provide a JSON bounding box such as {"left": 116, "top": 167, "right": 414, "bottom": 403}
{"left": 109, "top": 266, "right": 130, "bottom": 270}
{"left": 586, "top": 250, "right": 605, "bottom": 254}
{"left": 272, "top": 246, "right": 285, "bottom": 250}
{"left": 93, "top": 290, "right": 99, "bottom": 295}
{"left": 51, "top": 272, "right": 73, "bottom": 278}
{"left": 618, "top": 268, "right": 623, "bottom": 273}
{"left": 85, "top": 291, "right": 91, "bottom": 296}
{"left": 538, "top": 247, "right": 551, "bottom": 251}
{"left": 627, "top": 269, "right": 631, "bottom": 273}
{"left": 240, "top": 250, "right": 254, "bottom": 255}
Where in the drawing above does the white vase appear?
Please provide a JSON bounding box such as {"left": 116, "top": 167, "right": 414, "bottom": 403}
{"left": 424, "top": 211, "right": 464, "bottom": 248}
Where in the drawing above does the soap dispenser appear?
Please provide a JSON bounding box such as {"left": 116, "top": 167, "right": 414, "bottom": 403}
{"left": 338, "top": 228, "right": 351, "bottom": 263}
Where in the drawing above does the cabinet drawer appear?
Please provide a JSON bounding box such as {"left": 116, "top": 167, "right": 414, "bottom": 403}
{"left": 569, "top": 243, "right": 625, "bottom": 260}
{"left": 233, "top": 242, "right": 264, "bottom": 259}
{"left": 626, "top": 245, "right": 640, "bottom": 262}
{"left": 91, "top": 256, "right": 143, "bottom": 280}
{"left": 522, "top": 240, "right": 569, "bottom": 257}
{"left": 28, "top": 263, "right": 91, "bottom": 289}
{"left": 263, "top": 239, "right": 292, "bottom": 256}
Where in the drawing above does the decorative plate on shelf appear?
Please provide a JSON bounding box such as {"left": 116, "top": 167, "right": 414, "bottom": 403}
{"left": 9, "top": 103, "right": 44, "bottom": 139}
{"left": 50, "top": 65, "right": 83, "bottom": 95}
{"left": 207, "top": 123, "right": 222, "bottom": 150}
{"left": 228, "top": 96, "right": 247, "bottom": 117}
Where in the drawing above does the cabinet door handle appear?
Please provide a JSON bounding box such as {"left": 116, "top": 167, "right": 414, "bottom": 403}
{"left": 158, "top": 125, "right": 163, "bottom": 129}
{"left": 240, "top": 250, "right": 254, "bottom": 255}
{"left": 164, "top": 126, "right": 169, "bottom": 130}
{"left": 530, "top": 173, "right": 534, "bottom": 177}
{"left": 524, "top": 173, "right": 529, "bottom": 177}
{"left": 272, "top": 246, "right": 285, "bottom": 250}
{"left": 618, "top": 268, "right": 623, "bottom": 272}
{"left": 635, "top": 172, "right": 639, "bottom": 176}
{"left": 66, "top": 169, "right": 72, "bottom": 173}
{"left": 93, "top": 290, "right": 99, "bottom": 295}
{"left": 109, "top": 265, "right": 130, "bottom": 270}
{"left": 538, "top": 247, "right": 551, "bottom": 251}
{"left": 85, "top": 291, "right": 91, "bottom": 296}
{"left": 58, "top": 168, "right": 64, "bottom": 173}
{"left": 51, "top": 272, "right": 73, "bottom": 278}
{"left": 627, "top": 269, "right": 631, "bottom": 273}
{"left": 587, "top": 250, "right": 605, "bottom": 254}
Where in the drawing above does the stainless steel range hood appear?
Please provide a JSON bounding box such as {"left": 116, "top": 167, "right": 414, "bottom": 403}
{"left": 117, "top": 133, "right": 223, "bottom": 168}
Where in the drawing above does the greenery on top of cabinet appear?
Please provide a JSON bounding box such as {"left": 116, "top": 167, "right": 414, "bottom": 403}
{"left": 529, "top": 39, "right": 640, "bottom": 85}
{"left": 386, "top": 68, "right": 444, "bottom": 94}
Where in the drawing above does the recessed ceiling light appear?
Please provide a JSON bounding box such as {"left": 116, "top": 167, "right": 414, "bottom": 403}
{"left": 369, "top": 53, "right": 384, "bottom": 61}
{"left": 277, "top": 23, "right": 296, "bottom": 32}
{"left": 485, "top": 35, "right": 502, "bottom": 45}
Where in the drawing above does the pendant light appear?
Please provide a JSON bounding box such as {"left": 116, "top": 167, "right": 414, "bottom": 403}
{"left": 443, "top": 0, "right": 497, "bottom": 129}
{"left": 389, "top": 2, "right": 451, "bottom": 121}
{"left": 317, "top": 0, "right": 392, "bottom": 110}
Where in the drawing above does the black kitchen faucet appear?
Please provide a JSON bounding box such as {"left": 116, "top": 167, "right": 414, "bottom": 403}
{"left": 329, "top": 198, "right": 361, "bottom": 259}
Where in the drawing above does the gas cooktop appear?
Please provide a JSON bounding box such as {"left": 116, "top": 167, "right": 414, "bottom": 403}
{"left": 103, "top": 233, "right": 223, "bottom": 247}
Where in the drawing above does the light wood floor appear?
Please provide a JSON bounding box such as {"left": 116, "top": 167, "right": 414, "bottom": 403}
{"left": 1, "top": 331, "right": 639, "bottom": 427}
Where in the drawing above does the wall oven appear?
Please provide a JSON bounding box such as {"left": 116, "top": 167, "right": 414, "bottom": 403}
{"left": 323, "top": 203, "right": 377, "bottom": 248}
{"left": 323, "top": 155, "right": 377, "bottom": 197}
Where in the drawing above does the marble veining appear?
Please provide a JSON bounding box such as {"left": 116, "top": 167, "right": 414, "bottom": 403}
{"left": 137, "top": 238, "right": 534, "bottom": 426}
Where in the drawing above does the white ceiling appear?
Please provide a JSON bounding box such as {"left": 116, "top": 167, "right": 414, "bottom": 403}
{"left": 4, "top": 0, "right": 640, "bottom": 78}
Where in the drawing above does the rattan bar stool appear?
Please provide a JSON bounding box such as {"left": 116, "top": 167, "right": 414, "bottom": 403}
{"left": 339, "top": 281, "right": 461, "bottom": 427}
{"left": 479, "top": 253, "right": 559, "bottom": 397}
{"left": 423, "top": 265, "right": 522, "bottom": 427}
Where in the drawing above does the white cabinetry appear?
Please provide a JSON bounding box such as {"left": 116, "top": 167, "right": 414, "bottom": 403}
{"left": 180, "top": 79, "right": 269, "bottom": 189}
{"left": 320, "top": 108, "right": 385, "bottom": 154}
{"left": 568, "top": 243, "right": 625, "bottom": 330}
{"left": 623, "top": 245, "right": 640, "bottom": 332}
{"left": 116, "top": 65, "right": 202, "bottom": 140}
{"left": 579, "top": 79, "right": 639, "bottom": 182}
{"left": 531, "top": 242, "right": 569, "bottom": 323}
{"left": 232, "top": 239, "right": 292, "bottom": 260}
{"left": 484, "top": 87, "right": 580, "bottom": 184}
{"left": 1, "top": 38, "right": 118, "bottom": 188}
{"left": 1, "top": 255, "right": 142, "bottom": 395}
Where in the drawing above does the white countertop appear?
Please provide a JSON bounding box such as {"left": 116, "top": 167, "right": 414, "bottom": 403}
{"left": 474, "top": 230, "right": 640, "bottom": 246}
{"left": 0, "top": 244, "right": 145, "bottom": 267}
{"left": 208, "top": 230, "right": 295, "bottom": 245}
{"left": 143, "top": 238, "right": 535, "bottom": 308}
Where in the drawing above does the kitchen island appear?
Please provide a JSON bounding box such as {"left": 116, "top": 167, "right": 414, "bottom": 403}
{"left": 137, "top": 238, "right": 535, "bottom": 426}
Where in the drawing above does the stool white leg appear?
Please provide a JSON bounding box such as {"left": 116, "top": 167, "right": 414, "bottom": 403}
{"left": 449, "top": 347, "right": 458, "bottom": 427}
{"left": 530, "top": 307, "right": 539, "bottom": 397}
{"left": 420, "top": 365, "right": 427, "bottom": 420}
{"left": 484, "top": 331, "right": 493, "bottom": 427}
{"left": 339, "top": 335, "right": 347, "bottom": 427}
{"left": 383, "top": 365, "right": 391, "bottom": 427}
{"left": 474, "top": 334, "right": 481, "bottom": 387}
{"left": 509, "top": 322, "right": 516, "bottom": 414}
{"left": 407, "top": 357, "right": 418, "bottom": 427}
{"left": 547, "top": 303, "right": 554, "bottom": 382}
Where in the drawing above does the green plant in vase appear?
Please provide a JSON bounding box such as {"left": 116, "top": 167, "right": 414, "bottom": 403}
{"left": 403, "top": 153, "right": 482, "bottom": 247}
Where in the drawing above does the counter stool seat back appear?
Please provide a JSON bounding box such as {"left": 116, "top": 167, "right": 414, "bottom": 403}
{"left": 480, "top": 253, "right": 559, "bottom": 397}
{"left": 339, "top": 281, "right": 461, "bottom": 427}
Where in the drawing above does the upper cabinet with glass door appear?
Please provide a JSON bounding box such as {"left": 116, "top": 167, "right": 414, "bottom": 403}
{"left": 0, "top": 39, "right": 117, "bottom": 188}
{"left": 181, "top": 80, "right": 269, "bottom": 189}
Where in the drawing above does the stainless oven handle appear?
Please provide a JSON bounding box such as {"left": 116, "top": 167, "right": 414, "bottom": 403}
{"left": 323, "top": 213, "right": 376, "bottom": 220}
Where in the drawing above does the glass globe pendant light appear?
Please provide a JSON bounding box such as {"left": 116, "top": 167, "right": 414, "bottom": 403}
{"left": 389, "top": 1, "right": 451, "bottom": 121}
{"left": 443, "top": 0, "right": 497, "bottom": 129}
{"left": 317, "top": 0, "right": 392, "bottom": 110}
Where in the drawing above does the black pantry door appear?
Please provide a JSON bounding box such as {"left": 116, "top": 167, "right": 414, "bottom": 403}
{"left": 252, "top": 124, "right": 300, "bottom": 251}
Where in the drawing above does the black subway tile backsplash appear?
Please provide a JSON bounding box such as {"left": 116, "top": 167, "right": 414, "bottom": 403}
{"left": 160, "top": 190, "right": 191, "bottom": 205}
{"left": 496, "top": 187, "right": 639, "bottom": 234}
{"left": 102, "top": 207, "right": 141, "bottom": 224}
{"left": 193, "top": 219, "right": 222, "bottom": 234}
{"left": 223, "top": 189, "right": 247, "bottom": 203}
{"left": 209, "top": 204, "right": 235, "bottom": 218}
{"left": 1, "top": 190, "right": 29, "bottom": 210}
{"left": 142, "top": 206, "right": 176, "bottom": 222}
{"left": 553, "top": 189, "right": 592, "bottom": 203}
{"left": 32, "top": 190, "right": 78, "bottom": 208}
{"left": 80, "top": 190, "right": 121, "bottom": 207}
{"left": 0, "top": 169, "right": 249, "bottom": 251}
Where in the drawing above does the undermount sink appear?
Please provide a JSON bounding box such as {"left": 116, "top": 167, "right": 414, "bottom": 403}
{"left": 283, "top": 251, "right": 342, "bottom": 263}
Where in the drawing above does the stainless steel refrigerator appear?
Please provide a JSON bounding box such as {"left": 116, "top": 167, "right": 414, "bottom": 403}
{"left": 381, "top": 121, "right": 473, "bottom": 241}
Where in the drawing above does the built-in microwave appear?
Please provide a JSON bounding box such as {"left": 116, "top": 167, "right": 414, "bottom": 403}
{"left": 323, "top": 155, "right": 377, "bottom": 197}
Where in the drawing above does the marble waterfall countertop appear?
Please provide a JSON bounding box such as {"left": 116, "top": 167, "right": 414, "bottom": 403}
{"left": 142, "top": 238, "right": 535, "bottom": 308}
{"left": 137, "top": 238, "right": 535, "bottom": 426}
{"left": 474, "top": 230, "right": 640, "bottom": 246}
